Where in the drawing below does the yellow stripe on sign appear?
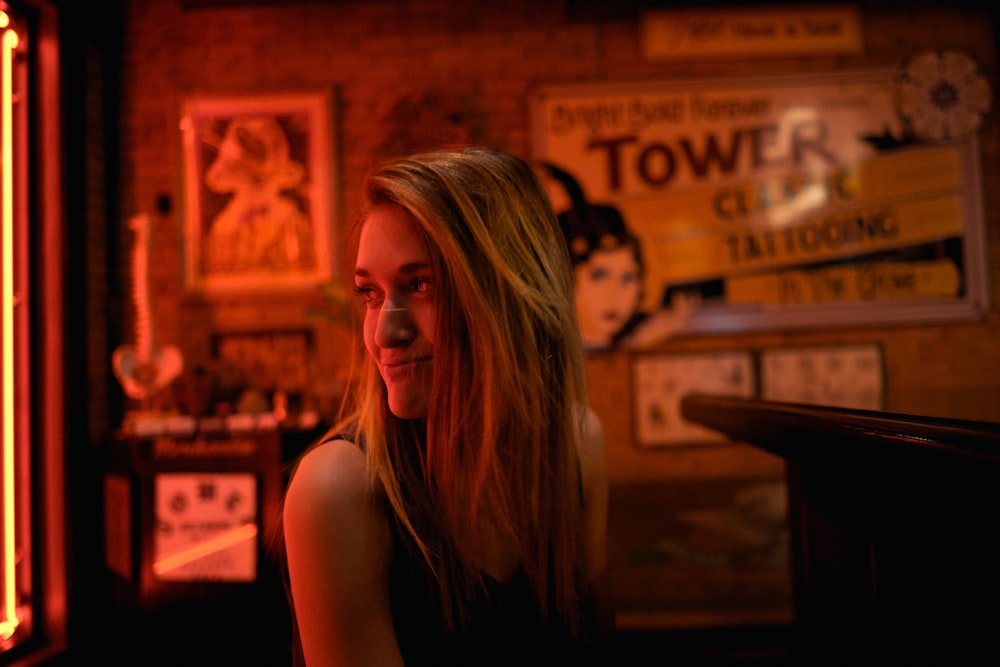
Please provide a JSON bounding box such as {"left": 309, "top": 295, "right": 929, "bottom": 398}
{"left": 623, "top": 143, "right": 964, "bottom": 236}
{"left": 852, "top": 144, "right": 962, "bottom": 202}
{"left": 638, "top": 193, "right": 964, "bottom": 309}
{"left": 726, "top": 258, "right": 960, "bottom": 305}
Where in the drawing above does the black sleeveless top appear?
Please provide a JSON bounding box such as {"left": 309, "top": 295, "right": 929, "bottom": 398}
{"left": 301, "top": 433, "right": 604, "bottom": 665}
{"left": 387, "top": 514, "right": 603, "bottom": 666}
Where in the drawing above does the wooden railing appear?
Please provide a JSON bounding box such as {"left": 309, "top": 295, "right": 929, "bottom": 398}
{"left": 680, "top": 394, "right": 1000, "bottom": 661}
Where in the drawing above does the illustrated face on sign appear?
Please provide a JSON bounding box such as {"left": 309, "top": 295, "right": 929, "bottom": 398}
{"left": 536, "top": 161, "right": 648, "bottom": 351}
{"left": 572, "top": 235, "right": 643, "bottom": 350}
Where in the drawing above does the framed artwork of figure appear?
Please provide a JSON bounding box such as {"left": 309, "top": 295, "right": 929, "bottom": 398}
{"left": 180, "top": 90, "right": 338, "bottom": 294}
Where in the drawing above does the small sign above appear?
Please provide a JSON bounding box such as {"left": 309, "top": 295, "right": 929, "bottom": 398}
{"left": 641, "top": 4, "right": 863, "bottom": 61}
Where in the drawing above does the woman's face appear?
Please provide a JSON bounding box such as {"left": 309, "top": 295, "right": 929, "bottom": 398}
{"left": 355, "top": 204, "right": 436, "bottom": 419}
{"left": 573, "top": 245, "right": 642, "bottom": 348}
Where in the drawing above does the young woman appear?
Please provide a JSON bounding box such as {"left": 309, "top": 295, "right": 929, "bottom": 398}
{"left": 281, "top": 148, "right": 612, "bottom": 666}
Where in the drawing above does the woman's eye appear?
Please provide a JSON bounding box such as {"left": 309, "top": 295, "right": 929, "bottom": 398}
{"left": 354, "top": 285, "right": 377, "bottom": 303}
{"left": 410, "top": 278, "right": 431, "bottom": 295}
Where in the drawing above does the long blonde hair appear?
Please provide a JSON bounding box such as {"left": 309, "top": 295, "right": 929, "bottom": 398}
{"left": 336, "top": 147, "right": 589, "bottom": 634}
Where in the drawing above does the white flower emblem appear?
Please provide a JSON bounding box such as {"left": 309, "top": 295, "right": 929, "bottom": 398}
{"left": 895, "top": 49, "right": 993, "bottom": 141}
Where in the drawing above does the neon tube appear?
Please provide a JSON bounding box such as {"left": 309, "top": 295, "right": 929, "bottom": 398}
{"left": 0, "top": 9, "right": 20, "bottom": 639}
{"left": 152, "top": 524, "right": 258, "bottom": 576}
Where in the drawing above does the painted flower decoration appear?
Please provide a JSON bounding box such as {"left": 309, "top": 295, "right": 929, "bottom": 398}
{"left": 896, "top": 49, "right": 993, "bottom": 141}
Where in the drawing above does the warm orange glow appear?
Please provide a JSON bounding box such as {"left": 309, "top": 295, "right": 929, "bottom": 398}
{"left": 152, "top": 524, "right": 258, "bottom": 576}
{"left": 1, "top": 12, "right": 20, "bottom": 639}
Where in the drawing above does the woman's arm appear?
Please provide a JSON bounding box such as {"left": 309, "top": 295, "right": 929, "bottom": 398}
{"left": 282, "top": 439, "right": 403, "bottom": 667}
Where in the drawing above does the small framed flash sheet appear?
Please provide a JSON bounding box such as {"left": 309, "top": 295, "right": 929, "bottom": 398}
{"left": 632, "top": 351, "right": 756, "bottom": 447}
{"left": 760, "top": 343, "right": 884, "bottom": 410}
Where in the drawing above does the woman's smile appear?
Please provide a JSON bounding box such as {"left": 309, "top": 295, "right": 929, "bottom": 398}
{"left": 380, "top": 355, "right": 432, "bottom": 381}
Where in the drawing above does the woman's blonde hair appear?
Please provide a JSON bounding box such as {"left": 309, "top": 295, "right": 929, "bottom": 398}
{"left": 336, "top": 147, "right": 589, "bottom": 634}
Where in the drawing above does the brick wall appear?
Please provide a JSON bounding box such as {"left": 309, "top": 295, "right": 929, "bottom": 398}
{"left": 117, "top": 0, "right": 1000, "bottom": 484}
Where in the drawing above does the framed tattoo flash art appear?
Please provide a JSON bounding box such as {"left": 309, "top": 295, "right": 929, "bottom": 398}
{"left": 180, "top": 90, "right": 338, "bottom": 293}
{"left": 760, "top": 343, "right": 885, "bottom": 410}
{"left": 632, "top": 351, "right": 756, "bottom": 447}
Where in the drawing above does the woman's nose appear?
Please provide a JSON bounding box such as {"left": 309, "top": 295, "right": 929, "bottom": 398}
{"left": 375, "top": 299, "right": 415, "bottom": 347}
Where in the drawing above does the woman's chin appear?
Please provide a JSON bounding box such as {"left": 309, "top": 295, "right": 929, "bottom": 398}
{"left": 387, "top": 393, "right": 428, "bottom": 420}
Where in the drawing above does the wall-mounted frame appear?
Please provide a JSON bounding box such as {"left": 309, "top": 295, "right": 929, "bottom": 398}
{"left": 153, "top": 472, "right": 258, "bottom": 582}
{"left": 760, "top": 343, "right": 885, "bottom": 410}
{"left": 531, "top": 65, "right": 991, "bottom": 335}
{"left": 211, "top": 329, "right": 313, "bottom": 396}
{"left": 631, "top": 343, "right": 886, "bottom": 447}
{"left": 632, "top": 351, "right": 756, "bottom": 446}
{"left": 180, "top": 90, "right": 337, "bottom": 294}
{"left": 640, "top": 4, "right": 864, "bottom": 61}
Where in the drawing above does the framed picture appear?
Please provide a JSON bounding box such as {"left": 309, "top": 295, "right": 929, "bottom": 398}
{"left": 153, "top": 472, "right": 258, "bottom": 582}
{"left": 531, "top": 62, "right": 992, "bottom": 335}
{"left": 632, "top": 351, "right": 756, "bottom": 447}
{"left": 211, "top": 329, "right": 313, "bottom": 395}
{"left": 180, "top": 90, "right": 337, "bottom": 293}
{"left": 760, "top": 343, "right": 885, "bottom": 410}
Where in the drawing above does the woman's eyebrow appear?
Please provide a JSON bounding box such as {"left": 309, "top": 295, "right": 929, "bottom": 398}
{"left": 399, "top": 261, "right": 431, "bottom": 273}
{"left": 354, "top": 262, "right": 430, "bottom": 279}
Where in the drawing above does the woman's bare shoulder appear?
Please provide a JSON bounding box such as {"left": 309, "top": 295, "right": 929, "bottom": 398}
{"left": 284, "top": 438, "right": 375, "bottom": 521}
{"left": 282, "top": 438, "right": 400, "bottom": 665}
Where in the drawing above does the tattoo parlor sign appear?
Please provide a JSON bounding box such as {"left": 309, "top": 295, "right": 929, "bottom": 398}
{"left": 530, "top": 71, "right": 990, "bottom": 334}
